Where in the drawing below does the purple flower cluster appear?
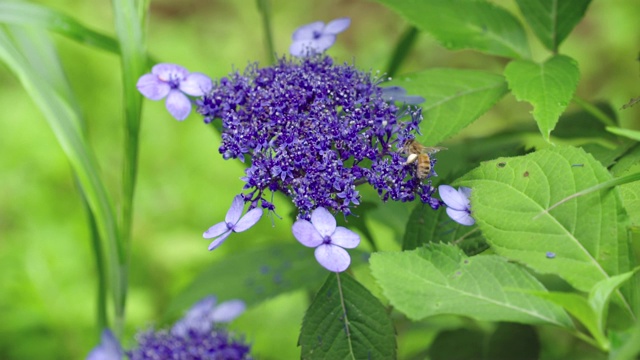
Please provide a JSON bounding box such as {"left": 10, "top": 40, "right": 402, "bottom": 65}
{"left": 197, "top": 54, "right": 436, "bottom": 219}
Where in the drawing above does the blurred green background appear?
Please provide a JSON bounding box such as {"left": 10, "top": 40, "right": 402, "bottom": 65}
{"left": 0, "top": 0, "right": 638, "bottom": 358}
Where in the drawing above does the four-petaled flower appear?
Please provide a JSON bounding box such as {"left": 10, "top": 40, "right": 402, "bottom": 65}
{"left": 290, "top": 18, "right": 351, "bottom": 57}
{"left": 439, "top": 185, "right": 475, "bottom": 226}
{"left": 203, "top": 195, "right": 263, "bottom": 250}
{"left": 381, "top": 86, "right": 426, "bottom": 105}
{"left": 171, "top": 296, "right": 245, "bottom": 337}
{"left": 292, "top": 207, "right": 360, "bottom": 272}
{"left": 136, "top": 63, "right": 212, "bottom": 121}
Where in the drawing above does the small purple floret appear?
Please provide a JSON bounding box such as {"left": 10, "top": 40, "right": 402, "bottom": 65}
{"left": 292, "top": 207, "right": 360, "bottom": 272}
{"left": 290, "top": 18, "right": 351, "bottom": 57}
{"left": 172, "top": 296, "right": 246, "bottom": 337}
{"left": 439, "top": 185, "right": 475, "bottom": 226}
{"left": 137, "top": 63, "right": 212, "bottom": 121}
{"left": 204, "top": 195, "right": 263, "bottom": 250}
{"left": 381, "top": 86, "right": 426, "bottom": 105}
{"left": 86, "top": 329, "right": 123, "bottom": 360}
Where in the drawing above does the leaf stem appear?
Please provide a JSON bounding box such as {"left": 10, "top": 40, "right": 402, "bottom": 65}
{"left": 572, "top": 95, "right": 616, "bottom": 127}
{"left": 256, "top": 0, "right": 275, "bottom": 65}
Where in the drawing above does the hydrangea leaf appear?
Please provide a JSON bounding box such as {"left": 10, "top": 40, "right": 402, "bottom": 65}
{"left": 374, "top": 0, "right": 530, "bottom": 59}
{"left": 514, "top": 0, "right": 591, "bottom": 52}
{"left": 607, "top": 127, "right": 640, "bottom": 142}
{"left": 369, "top": 244, "right": 573, "bottom": 327}
{"left": 504, "top": 55, "right": 580, "bottom": 142}
{"left": 299, "top": 273, "right": 396, "bottom": 360}
{"left": 165, "top": 243, "right": 329, "bottom": 320}
{"left": 611, "top": 146, "right": 640, "bottom": 227}
{"left": 609, "top": 323, "right": 640, "bottom": 360}
{"left": 589, "top": 269, "right": 639, "bottom": 335}
{"left": 457, "top": 146, "right": 634, "bottom": 313}
{"left": 388, "top": 69, "right": 508, "bottom": 145}
{"left": 403, "top": 202, "right": 487, "bottom": 256}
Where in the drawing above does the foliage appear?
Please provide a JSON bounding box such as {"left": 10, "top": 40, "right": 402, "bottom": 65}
{"left": 0, "top": 0, "right": 639, "bottom": 359}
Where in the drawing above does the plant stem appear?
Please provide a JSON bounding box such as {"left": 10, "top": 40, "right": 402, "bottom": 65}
{"left": 256, "top": 0, "right": 275, "bottom": 65}
{"left": 572, "top": 95, "right": 616, "bottom": 127}
{"left": 385, "top": 26, "right": 419, "bottom": 78}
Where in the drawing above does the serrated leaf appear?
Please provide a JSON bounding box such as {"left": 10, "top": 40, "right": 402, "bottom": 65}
{"left": 504, "top": 55, "right": 580, "bottom": 142}
{"left": 611, "top": 145, "right": 640, "bottom": 227}
{"left": 299, "top": 273, "right": 396, "bottom": 360}
{"left": 388, "top": 69, "right": 508, "bottom": 145}
{"left": 457, "top": 146, "right": 633, "bottom": 313}
{"left": 370, "top": 244, "right": 573, "bottom": 327}
{"left": 402, "top": 203, "right": 487, "bottom": 256}
{"left": 374, "top": 0, "right": 530, "bottom": 58}
{"left": 515, "top": 0, "right": 591, "bottom": 52}
{"left": 532, "top": 291, "right": 606, "bottom": 347}
{"left": 164, "top": 243, "right": 327, "bottom": 320}
{"left": 589, "top": 269, "right": 639, "bottom": 335}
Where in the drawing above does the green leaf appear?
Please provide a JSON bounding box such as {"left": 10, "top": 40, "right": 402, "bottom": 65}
{"left": 610, "top": 322, "right": 640, "bottom": 360}
{"left": 589, "top": 269, "right": 639, "bottom": 336}
{"left": 504, "top": 55, "right": 580, "bottom": 142}
{"left": 607, "top": 127, "right": 640, "bottom": 142}
{"left": 457, "top": 146, "right": 633, "bottom": 312}
{"left": 486, "top": 323, "right": 540, "bottom": 360}
{"left": 374, "top": 0, "right": 530, "bottom": 59}
{"left": 370, "top": 244, "right": 573, "bottom": 327}
{"left": 0, "top": 2, "right": 119, "bottom": 54}
{"left": 299, "top": 273, "right": 396, "bottom": 360}
{"left": 515, "top": 0, "right": 591, "bottom": 52}
{"left": 388, "top": 69, "right": 508, "bottom": 145}
{"left": 165, "top": 243, "right": 328, "bottom": 320}
{"left": 402, "top": 203, "right": 487, "bottom": 256}
{"left": 428, "top": 328, "right": 485, "bottom": 360}
{"left": 611, "top": 145, "right": 640, "bottom": 228}
{"left": 533, "top": 291, "right": 606, "bottom": 348}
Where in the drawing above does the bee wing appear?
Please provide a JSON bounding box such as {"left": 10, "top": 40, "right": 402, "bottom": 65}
{"left": 422, "top": 146, "right": 447, "bottom": 154}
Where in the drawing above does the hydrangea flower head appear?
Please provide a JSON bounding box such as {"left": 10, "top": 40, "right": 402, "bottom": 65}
{"left": 86, "top": 329, "right": 123, "bottom": 360}
{"left": 137, "top": 63, "right": 212, "bottom": 120}
{"left": 172, "top": 296, "right": 246, "bottom": 337}
{"left": 290, "top": 18, "right": 351, "bottom": 56}
{"left": 439, "top": 185, "right": 475, "bottom": 226}
{"left": 292, "top": 207, "right": 360, "bottom": 272}
{"left": 203, "top": 195, "right": 263, "bottom": 250}
{"left": 197, "top": 55, "right": 436, "bottom": 220}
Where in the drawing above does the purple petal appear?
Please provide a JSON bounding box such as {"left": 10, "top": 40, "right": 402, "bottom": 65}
{"left": 186, "top": 296, "right": 217, "bottom": 317}
{"left": 203, "top": 221, "right": 230, "bottom": 239}
{"left": 439, "top": 185, "right": 469, "bottom": 211}
{"left": 292, "top": 220, "right": 323, "bottom": 247}
{"left": 446, "top": 208, "right": 475, "bottom": 226}
{"left": 312, "top": 35, "right": 337, "bottom": 52}
{"left": 165, "top": 90, "right": 191, "bottom": 120}
{"left": 207, "top": 230, "right": 232, "bottom": 251}
{"left": 152, "top": 63, "right": 188, "bottom": 82}
{"left": 330, "top": 227, "right": 360, "bottom": 249}
{"left": 210, "top": 299, "right": 246, "bottom": 323}
{"left": 323, "top": 18, "right": 351, "bottom": 34}
{"left": 290, "top": 40, "right": 315, "bottom": 57}
{"left": 314, "top": 244, "right": 351, "bottom": 272}
{"left": 136, "top": 74, "right": 170, "bottom": 100}
{"left": 180, "top": 73, "right": 213, "bottom": 96}
{"left": 225, "top": 195, "right": 245, "bottom": 224}
{"left": 292, "top": 21, "right": 324, "bottom": 40}
{"left": 233, "top": 207, "right": 263, "bottom": 232}
{"left": 86, "top": 329, "right": 123, "bottom": 360}
{"left": 310, "top": 207, "right": 336, "bottom": 237}
{"left": 459, "top": 186, "right": 472, "bottom": 199}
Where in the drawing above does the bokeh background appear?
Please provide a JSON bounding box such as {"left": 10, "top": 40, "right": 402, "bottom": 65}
{"left": 0, "top": 0, "right": 638, "bottom": 358}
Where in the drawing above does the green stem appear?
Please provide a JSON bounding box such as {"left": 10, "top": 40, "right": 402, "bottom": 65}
{"left": 385, "top": 26, "right": 419, "bottom": 78}
{"left": 572, "top": 96, "right": 616, "bottom": 127}
{"left": 256, "top": 0, "right": 275, "bottom": 65}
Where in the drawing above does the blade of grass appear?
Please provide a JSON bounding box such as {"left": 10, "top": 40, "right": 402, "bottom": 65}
{"left": 111, "top": 0, "right": 148, "bottom": 334}
{"left": 385, "top": 25, "right": 419, "bottom": 78}
{"left": 0, "top": 26, "right": 122, "bottom": 334}
{"left": 0, "top": 2, "right": 119, "bottom": 54}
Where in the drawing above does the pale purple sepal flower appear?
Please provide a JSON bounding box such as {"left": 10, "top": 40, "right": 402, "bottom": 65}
{"left": 203, "top": 195, "right": 263, "bottom": 250}
{"left": 86, "top": 329, "right": 123, "bottom": 360}
{"left": 439, "top": 185, "right": 475, "bottom": 226}
{"left": 292, "top": 207, "right": 360, "bottom": 272}
{"left": 136, "top": 63, "right": 212, "bottom": 121}
{"left": 381, "top": 86, "right": 425, "bottom": 105}
{"left": 290, "top": 18, "right": 351, "bottom": 57}
{"left": 171, "top": 296, "right": 246, "bottom": 337}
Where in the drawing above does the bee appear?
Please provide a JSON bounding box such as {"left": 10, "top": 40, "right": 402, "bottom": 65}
{"left": 401, "top": 139, "right": 446, "bottom": 179}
